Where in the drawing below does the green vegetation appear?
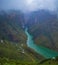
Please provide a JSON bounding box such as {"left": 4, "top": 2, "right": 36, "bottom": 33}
{"left": 0, "top": 40, "right": 39, "bottom": 65}
{"left": 0, "top": 40, "right": 40, "bottom": 62}
{"left": 0, "top": 11, "right": 40, "bottom": 64}
{"left": 0, "top": 11, "right": 45, "bottom": 62}
{"left": 0, "top": 57, "right": 38, "bottom": 65}
{"left": 39, "top": 57, "right": 58, "bottom": 65}
{"left": 0, "top": 10, "right": 58, "bottom": 65}
{"left": 28, "top": 10, "right": 58, "bottom": 52}
{"left": 0, "top": 57, "right": 58, "bottom": 65}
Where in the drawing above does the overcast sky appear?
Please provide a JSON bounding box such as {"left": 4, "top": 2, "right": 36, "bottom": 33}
{"left": 0, "top": 0, "right": 57, "bottom": 12}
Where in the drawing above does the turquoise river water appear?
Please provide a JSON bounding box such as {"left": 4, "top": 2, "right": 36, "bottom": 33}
{"left": 25, "top": 28, "right": 58, "bottom": 59}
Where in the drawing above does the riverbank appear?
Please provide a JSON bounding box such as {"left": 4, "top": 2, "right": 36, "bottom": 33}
{"left": 25, "top": 28, "right": 58, "bottom": 59}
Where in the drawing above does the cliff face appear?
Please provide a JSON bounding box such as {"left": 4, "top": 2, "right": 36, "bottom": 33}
{"left": 0, "top": 10, "right": 58, "bottom": 62}
{"left": 0, "top": 10, "right": 26, "bottom": 43}
{"left": 0, "top": 10, "right": 44, "bottom": 62}
{"left": 26, "top": 10, "right": 58, "bottom": 51}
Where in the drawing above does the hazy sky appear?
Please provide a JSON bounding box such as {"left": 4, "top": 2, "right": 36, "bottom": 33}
{"left": 0, "top": 0, "right": 57, "bottom": 12}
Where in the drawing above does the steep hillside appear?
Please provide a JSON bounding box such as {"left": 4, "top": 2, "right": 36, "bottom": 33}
{"left": 0, "top": 10, "right": 26, "bottom": 42}
{"left": 0, "top": 10, "right": 58, "bottom": 64}
{"left": 27, "top": 10, "right": 58, "bottom": 51}
{"left": 0, "top": 10, "right": 43, "bottom": 62}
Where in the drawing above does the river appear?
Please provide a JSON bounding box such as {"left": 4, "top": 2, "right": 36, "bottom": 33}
{"left": 25, "top": 28, "right": 58, "bottom": 59}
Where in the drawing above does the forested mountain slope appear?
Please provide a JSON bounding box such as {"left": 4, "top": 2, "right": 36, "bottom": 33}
{"left": 27, "top": 10, "right": 58, "bottom": 51}
{"left": 0, "top": 10, "right": 42, "bottom": 62}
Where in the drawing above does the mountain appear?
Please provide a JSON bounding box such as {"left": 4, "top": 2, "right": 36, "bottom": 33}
{"left": 26, "top": 10, "right": 58, "bottom": 52}
{"left": 0, "top": 10, "right": 43, "bottom": 63}
{"left": 0, "top": 10, "right": 26, "bottom": 42}
{"left": 0, "top": 9, "right": 58, "bottom": 65}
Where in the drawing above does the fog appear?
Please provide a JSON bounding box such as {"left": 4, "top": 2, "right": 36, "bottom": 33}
{"left": 0, "top": 0, "right": 57, "bottom": 13}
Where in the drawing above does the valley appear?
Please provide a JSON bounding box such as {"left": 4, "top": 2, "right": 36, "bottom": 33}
{"left": 0, "top": 10, "right": 58, "bottom": 65}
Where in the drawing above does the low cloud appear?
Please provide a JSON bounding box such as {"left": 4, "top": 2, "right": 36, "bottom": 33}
{"left": 0, "top": 0, "right": 57, "bottom": 12}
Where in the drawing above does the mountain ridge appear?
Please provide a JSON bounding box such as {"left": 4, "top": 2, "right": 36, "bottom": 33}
{"left": 26, "top": 9, "right": 58, "bottom": 52}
